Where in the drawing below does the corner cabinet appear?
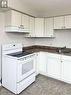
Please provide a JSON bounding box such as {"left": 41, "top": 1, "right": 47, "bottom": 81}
{"left": 27, "top": 17, "right": 35, "bottom": 37}
{"left": 35, "top": 18, "right": 44, "bottom": 37}
{"left": 34, "top": 18, "right": 55, "bottom": 37}
{"left": 45, "top": 18, "right": 54, "bottom": 37}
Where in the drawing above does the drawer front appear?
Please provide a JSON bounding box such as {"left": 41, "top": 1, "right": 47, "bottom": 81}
{"left": 17, "top": 73, "right": 35, "bottom": 94}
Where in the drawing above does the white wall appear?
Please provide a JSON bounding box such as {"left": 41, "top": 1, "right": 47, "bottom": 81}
{"left": 34, "top": 30, "right": 71, "bottom": 48}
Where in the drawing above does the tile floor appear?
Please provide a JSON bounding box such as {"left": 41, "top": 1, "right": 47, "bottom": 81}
{"left": 0, "top": 75, "right": 71, "bottom": 95}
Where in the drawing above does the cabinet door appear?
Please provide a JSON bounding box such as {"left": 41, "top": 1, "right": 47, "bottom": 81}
{"left": 62, "top": 58, "right": 71, "bottom": 83}
{"left": 65, "top": 15, "right": 71, "bottom": 29}
{"left": 45, "top": 18, "right": 54, "bottom": 37}
{"left": 35, "top": 18, "right": 44, "bottom": 37}
{"left": 38, "top": 52, "right": 47, "bottom": 74}
{"left": 5, "top": 10, "right": 21, "bottom": 27}
{"left": 54, "top": 16, "right": 64, "bottom": 29}
{"left": 22, "top": 14, "right": 30, "bottom": 29}
{"left": 47, "top": 55, "right": 61, "bottom": 79}
{"left": 29, "top": 17, "right": 35, "bottom": 37}
{"left": 34, "top": 53, "right": 40, "bottom": 75}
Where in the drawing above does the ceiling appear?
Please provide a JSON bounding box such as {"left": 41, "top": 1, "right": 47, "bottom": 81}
{"left": 22, "top": 0, "right": 71, "bottom": 17}
{"left": 0, "top": 0, "right": 71, "bottom": 17}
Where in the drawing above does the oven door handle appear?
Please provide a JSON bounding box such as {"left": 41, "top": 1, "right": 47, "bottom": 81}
{"left": 18, "top": 54, "right": 35, "bottom": 61}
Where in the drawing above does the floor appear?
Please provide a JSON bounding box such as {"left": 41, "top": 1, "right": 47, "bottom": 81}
{"left": 0, "top": 75, "right": 71, "bottom": 95}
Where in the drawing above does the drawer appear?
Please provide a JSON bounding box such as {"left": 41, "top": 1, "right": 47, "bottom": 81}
{"left": 17, "top": 73, "right": 35, "bottom": 94}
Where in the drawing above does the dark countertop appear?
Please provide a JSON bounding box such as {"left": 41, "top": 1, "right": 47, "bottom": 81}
{"left": 22, "top": 45, "right": 71, "bottom": 56}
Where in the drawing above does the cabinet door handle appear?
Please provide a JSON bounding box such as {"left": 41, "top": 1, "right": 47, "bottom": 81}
{"left": 20, "top": 25, "right": 24, "bottom": 29}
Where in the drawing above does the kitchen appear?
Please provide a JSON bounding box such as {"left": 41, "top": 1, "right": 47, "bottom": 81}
{"left": 0, "top": 0, "right": 71, "bottom": 95}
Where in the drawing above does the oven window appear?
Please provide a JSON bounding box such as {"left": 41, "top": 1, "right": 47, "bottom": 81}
{"left": 22, "top": 60, "right": 33, "bottom": 75}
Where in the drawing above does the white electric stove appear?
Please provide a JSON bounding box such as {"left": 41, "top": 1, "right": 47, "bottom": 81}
{"left": 2, "top": 43, "right": 36, "bottom": 94}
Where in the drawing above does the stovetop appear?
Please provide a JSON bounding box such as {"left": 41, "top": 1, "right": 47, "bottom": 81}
{"left": 7, "top": 51, "right": 32, "bottom": 57}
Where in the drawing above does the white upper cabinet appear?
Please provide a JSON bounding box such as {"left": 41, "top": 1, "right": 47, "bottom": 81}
{"left": 5, "top": 10, "right": 21, "bottom": 27}
{"left": 54, "top": 15, "right": 71, "bottom": 29}
{"left": 65, "top": 15, "right": 71, "bottom": 29}
{"left": 35, "top": 18, "right": 44, "bottom": 37}
{"left": 54, "top": 16, "right": 64, "bottom": 29}
{"left": 45, "top": 17, "right": 54, "bottom": 37}
{"left": 29, "top": 17, "right": 35, "bottom": 37}
{"left": 21, "top": 14, "right": 30, "bottom": 30}
{"left": 5, "top": 10, "right": 30, "bottom": 33}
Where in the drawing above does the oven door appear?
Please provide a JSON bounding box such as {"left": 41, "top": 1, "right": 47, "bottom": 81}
{"left": 17, "top": 54, "right": 35, "bottom": 83}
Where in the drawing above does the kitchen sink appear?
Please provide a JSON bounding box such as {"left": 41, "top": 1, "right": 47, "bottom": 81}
{"left": 56, "top": 47, "right": 71, "bottom": 56}
{"left": 62, "top": 52, "right": 71, "bottom": 56}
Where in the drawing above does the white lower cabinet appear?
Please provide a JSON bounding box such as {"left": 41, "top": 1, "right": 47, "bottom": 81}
{"left": 47, "top": 53, "right": 61, "bottom": 79}
{"left": 61, "top": 56, "right": 71, "bottom": 83}
{"left": 35, "top": 52, "right": 71, "bottom": 84}
{"left": 46, "top": 53, "right": 71, "bottom": 84}
{"left": 34, "top": 52, "right": 40, "bottom": 75}
{"left": 38, "top": 52, "right": 47, "bottom": 75}
{"left": 35, "top": 52, "right": 47, "bottom": 76}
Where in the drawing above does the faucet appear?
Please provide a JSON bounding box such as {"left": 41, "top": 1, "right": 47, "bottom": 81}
{"left": 57, "top": 46, "right": 66, "bottom": 53}
{"left": 61, "top": 46, "right": 66, "bottom": 50}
